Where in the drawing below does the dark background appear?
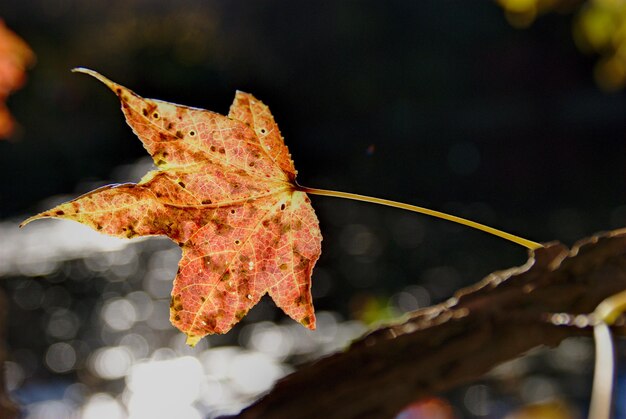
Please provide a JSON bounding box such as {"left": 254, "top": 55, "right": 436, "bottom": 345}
{"left": 1, "top": 1, "right": 625, "bottom": 418}
{"left": 3, "top": 0, "right": 625, "bottom": 309}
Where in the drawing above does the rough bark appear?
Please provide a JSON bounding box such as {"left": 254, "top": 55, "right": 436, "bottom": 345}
{"left": 237, "top": 228, "right": 626, "bottom": 419}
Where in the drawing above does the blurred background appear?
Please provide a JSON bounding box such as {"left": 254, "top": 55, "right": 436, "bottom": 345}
{"left": 0, "top": 0, "right": 625, "bottom": 418}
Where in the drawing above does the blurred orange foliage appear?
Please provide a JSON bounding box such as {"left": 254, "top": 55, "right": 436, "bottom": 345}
{"left": 397, "top": 397, "right": 457, "bottom": 419}
{"left": 0, "top": 19, "right": 34, "bottom": 139}
{"left": 504, "top": 400, "right": 579, "bottom": 419}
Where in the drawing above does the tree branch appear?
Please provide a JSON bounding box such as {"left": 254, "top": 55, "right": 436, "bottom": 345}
{"left": 237, "top": 228, "right": 626, "bottom": 419}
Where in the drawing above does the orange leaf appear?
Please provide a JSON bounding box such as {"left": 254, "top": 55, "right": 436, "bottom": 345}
{"left": 22, "top": 69, "right": 322, "bottom": 345}
{"left": 0, "top": 19, "right": 35, "bottom": 139}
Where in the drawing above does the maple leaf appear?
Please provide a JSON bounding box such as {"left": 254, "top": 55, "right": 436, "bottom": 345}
{"left": 22, "top": 68, "right": 544, "bottom": 345}
{"left": 22, "top": 68, "right": 322, "bottom": 345}
{"left": 0, "top": 19, "right": 35, "bottom": 139}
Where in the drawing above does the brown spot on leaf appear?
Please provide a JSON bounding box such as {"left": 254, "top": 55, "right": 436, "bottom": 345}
{"left": 212, "top": 220, "right": 233, "bottom": 235}
{"left": 294, "top": 251, "right": 310, "bottom": 270}
{"left": 31, "top": 72, "right": 324, "bottom": 339}
{"left": 126, "top": 225, "right": 137, "bottom": 238}
{"left": 55, "top": 210, "right": 65, "bottom": 215}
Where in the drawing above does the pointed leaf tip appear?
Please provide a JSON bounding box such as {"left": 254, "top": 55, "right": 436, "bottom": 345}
{"left": 185, "top": 335, "right": 201, "bottom": 347}
{"left": 19, "top": 215, "right": 40, "bottom": 228}
{"left": 72, "top": 67, "right": 119, "bottom": 92}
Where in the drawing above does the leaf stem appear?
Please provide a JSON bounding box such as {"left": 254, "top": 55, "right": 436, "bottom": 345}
{"left": 298, "top": 186, "right": 543, "bottom": 250}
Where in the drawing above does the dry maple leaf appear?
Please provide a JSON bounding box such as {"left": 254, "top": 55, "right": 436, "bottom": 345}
{"left": 22, "top": 68, "right": 543, "bottom": 346}
{"left": 22, "top": 68, "right": 322, "bottom": 345}
{"left": 0, "top": 19, "right": 35, "bottom": 139}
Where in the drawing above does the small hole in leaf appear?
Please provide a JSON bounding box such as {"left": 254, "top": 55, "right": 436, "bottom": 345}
{"left": 189, "top": 130, "right": 196, "bottom": 136}
{"left": 153, "top": 112, "right": 159, "bottom": 119}
{"left": 234, "top": 240, "right": 241, "bottom": 245}
{"left": 280, "top": 204, "right": 286, "bottom": 210}
{"left": 230, "top": 209, "right": 235, "bottom": 214}
{"left": 260, "top": 128, "right": 267, "bottom": 134}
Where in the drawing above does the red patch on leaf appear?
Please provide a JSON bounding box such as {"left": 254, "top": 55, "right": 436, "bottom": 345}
{"left": 23, "top": 69, "right": 322, "bottom": 345}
